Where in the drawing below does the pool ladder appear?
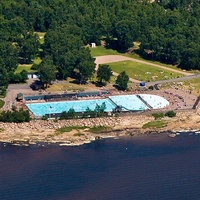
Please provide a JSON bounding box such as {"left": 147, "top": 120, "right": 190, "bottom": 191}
{"left": 108, "top": 97, "right": 134, "bottom": 111}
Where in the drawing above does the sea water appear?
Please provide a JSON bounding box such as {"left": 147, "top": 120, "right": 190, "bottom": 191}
{"left": 0, "top": 133, "right": 200, "bottom": 200}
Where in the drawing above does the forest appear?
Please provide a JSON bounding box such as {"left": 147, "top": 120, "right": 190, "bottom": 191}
{"left": 0, "top": 0, "right": 199, "bottom": 87}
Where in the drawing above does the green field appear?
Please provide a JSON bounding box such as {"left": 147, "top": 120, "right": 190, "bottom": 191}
{"left": 107, "top": 60, "right": 183, "bottom": 82}
{"left": 90, "top": 46, "right": 194, "bottom": 73}
{"left": 90, "top": 46, "right": 120, "bottom": 57}
{"left": 142, "top": 120, "right": 167, "bottom": 129}
{"left": 15, "top": 65, "right": 36, "bottom": 73}
{"left": 15, "top": 57, "right": 41, "bottom": 73}
{"left": 124, "top": 53, "right": 184, "bottom": 71}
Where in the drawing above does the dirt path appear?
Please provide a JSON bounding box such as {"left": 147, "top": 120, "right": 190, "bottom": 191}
{"left": 95, "top": 55, "right": 193, "bottom": 76}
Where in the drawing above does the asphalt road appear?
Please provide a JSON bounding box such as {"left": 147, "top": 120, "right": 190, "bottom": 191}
{"left": 145, "top": 74, "right": 200, "bottom": 87}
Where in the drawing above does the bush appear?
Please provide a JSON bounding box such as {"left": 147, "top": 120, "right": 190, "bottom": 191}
{"left": 82, "top": 107, "right": 96, "bottom": 118}
{"left": 0, "top": 109, "right": 30, "bottom": 123}
{"left": 165, "top": 110, "right": 176, "bottom": 117}
{"left": 152, "top": 113, "right": 165, "bottom": 120}
{"left": 31, "top": 63, "right": 39, "bottom": 70}
{"left": 142, "top": 120, "right": 167, "bottom": 129}
{"left": 88, "top": 125, "right": 112, "bottom": 133}
{"left": 148, "top": 85, "right": 154, "bottom": 90}
{"left": 60, "top": 108, "right": 77, "bottom": 120}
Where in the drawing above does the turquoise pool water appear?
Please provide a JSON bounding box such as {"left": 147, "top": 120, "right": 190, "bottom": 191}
{"left": 109, "top": 95, "right": 148, "bottom": 111}
{"left": 26, "top": 99, "right": 115, "bottom": 117}
{"left": 26, "top": 94, "right": 169, "bottom": 117}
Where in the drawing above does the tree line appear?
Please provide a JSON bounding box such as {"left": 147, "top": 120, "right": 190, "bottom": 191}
{"left": 0, "top": 0, "right": 199, "bottom": 88}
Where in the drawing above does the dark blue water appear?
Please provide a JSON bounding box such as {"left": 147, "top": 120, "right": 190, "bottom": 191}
{"left": 1, "top": 133, "right": 200, "bottom": 200}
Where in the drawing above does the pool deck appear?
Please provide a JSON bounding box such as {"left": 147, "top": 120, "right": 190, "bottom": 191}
{"left": 3, "top": 78, "right": 198, "bottom": 116}
{"left": 23, "top": 88, "right": 197, "bottom": 118}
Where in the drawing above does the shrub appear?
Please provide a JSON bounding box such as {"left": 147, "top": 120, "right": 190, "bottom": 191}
{"left": 148, "top": 85, "right": 154, "bottom": 90}
{"left": 142, "top": 120, "right": 167, "bottom": 129}
{"left": 31, "top": 63, "right": 39, "bottom": 70}
{"left": 0, "top": 109, "right": 31, "bottom": 123}
{"left": 165, "top": 110, "right": 176, "bottom": 117}
{"left": 41, "top": 115, "right": 48, "bottom": 120}
{"left": 82, "top": 107, "right": 96, "bottom": 118}
{"left": 89, "top": 125, "right": 111, "bottom": 133}
{"left": 59, "top": 111, "right": 68, "bottom": 120}
{"left": 60, "top": 108, "right": 77, "bottom": 120}
{"left": 152, "top": 113, "right": 165, "bottom": 120}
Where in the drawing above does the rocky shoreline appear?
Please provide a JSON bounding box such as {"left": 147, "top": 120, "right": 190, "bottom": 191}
{"left": 0, "top": 110, "right": 200, "bottom": 146}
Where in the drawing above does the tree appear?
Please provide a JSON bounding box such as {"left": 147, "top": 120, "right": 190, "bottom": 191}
{"left": 43, "top": 26, "right": 84, "bottom": 79}
{"left": 180, "top": 43, "right": 200, "bottom": 70}
{"left": 0, "top": 41, "right": 19, "bottom": 72}
{"left": 75, "top": 48, "right": 96, "bottom": 84}
{"left": 9, "top": 70, "right": 27, "bottom": 83}
{"left": 38, "top": 56, "right": 57, "bottom": 88}
{"left": 97, "top": 64, "right": 112, "bottom": 85}
{"left": 114, "top": 20, "right": 133, "bottom": 51}
{"left": 115, "top": 71, "right": 129, "bottom": 91}
{"left": 20, "top": 70, "right": 28, "bottom": 83}
{"left": 0, "top": 67, "right": 10, "bottom": 86}
{"left": 18, "top": 32, "right": 40, "bottom": 64}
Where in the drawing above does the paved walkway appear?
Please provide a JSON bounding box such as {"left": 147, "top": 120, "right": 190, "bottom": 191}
{"left": 3, "top": 79, "right": 38, "bottom": 110}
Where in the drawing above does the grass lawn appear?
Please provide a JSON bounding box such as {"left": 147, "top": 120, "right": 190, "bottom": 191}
{"left": 142, "top": 120, "right": 167, "bottom": 129}
{"left": 88, "top": 125, "right": 112, "bottom": 133}
{"left": 15, "top": 57, "right": 41, "bottom": 73}
{"left": 126, "top": 53, "right": 199, "bottom": 74}
{"left": 90, "top": 46, "right": 195, "bottom": 74}
{"left": 182, "top": 77, "right": 200, "bottom": 96}
{"left": 124, "top": 53, "right": 185, "bottom": 71}
{"left": 0, "top": 99, "right": 5, "bottom": 108}
{"left": 15, "top": 65, "right": 37, "bottom": 73}
{"left": 35, "top": 32, "right": 46, "bottom": 44}
{"left": 90, "top": 46, "right": 120, "bottom": 57}
{"left": 107, "top": 60, "right": 184, "bottom": 82}
{"left": 33, "top": 57, "right": 42, "bottom": 65}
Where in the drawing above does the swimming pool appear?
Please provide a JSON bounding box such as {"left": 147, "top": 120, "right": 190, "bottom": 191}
{"left": 109, "top": 95, "right": 149, "bottom": 111}
{"left": 26, "top": 99, "right": 115, "bottom": 117}
{"left": 26, "top": 94, "right": 169, "bottom": 117}
{"left": 139, "top": 94, "right": 169, "bottom": 109}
